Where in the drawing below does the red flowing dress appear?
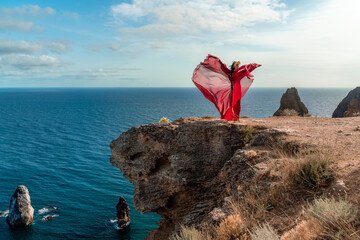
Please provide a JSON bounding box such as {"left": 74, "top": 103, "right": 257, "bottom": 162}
{"left": 192, "top": 54, "right": 260, "bottom": 121}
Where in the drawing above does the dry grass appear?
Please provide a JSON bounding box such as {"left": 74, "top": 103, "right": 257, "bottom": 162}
{"left": 250, "top": 224, "right": 279, "bottom": 240}
{"left": 306, "top": 197, "right": 360, "bottom": 240}
{"left": 281, "top": 218, "right": 324, "bottom": 240}
{"left": 171, "top": 225, "right": 207, "bottom": 240}
{"left": 308, "top": 197, "right": 358, "bottom": 222}
{"left": 281, "top": 151, "right": 334, "bottom": 190}
{"left": 216, "top": 214, "right": 248, "bottom": 240}
{"left": 283, "top": 197, "right": 360, "bottom": 240}
{"left": 279, "top": 109, "right": 298, "bottom": 116}
{"left": 293, "top": 156, "right": 334, "bottom": 189}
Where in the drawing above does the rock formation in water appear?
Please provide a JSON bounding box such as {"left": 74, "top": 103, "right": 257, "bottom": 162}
{"left": 6, "top": 185, "right": 34, "bottom": 228}
{"left": 273, "top": 87, "right": 309, "bottom": 116}
{"left": 116, "top": 196, "right": 130, "bottom": 228}
{"left": 333, "top": 87, "right": 360, "bottom": 117}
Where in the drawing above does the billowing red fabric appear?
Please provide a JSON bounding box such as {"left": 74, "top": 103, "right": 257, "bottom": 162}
{"left": 192, "top": 54, "right": 260, "bottom": 121}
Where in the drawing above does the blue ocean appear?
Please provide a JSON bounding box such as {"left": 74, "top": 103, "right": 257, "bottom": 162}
{"left": 0, "top": 88, "right": 351, "bottom": 240}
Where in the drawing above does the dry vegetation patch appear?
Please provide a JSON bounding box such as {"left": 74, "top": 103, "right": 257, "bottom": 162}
{"left": 250, "top": 224, "right": 279, "bottom": 240}
{"left": 289, "top": 156, "right": 334, "bottom": 190}
{"left": 306, "top": 197, "right": 360, "bottom": 239}
{"left": 279, "top": 109, "right": 298, "bottom": 116}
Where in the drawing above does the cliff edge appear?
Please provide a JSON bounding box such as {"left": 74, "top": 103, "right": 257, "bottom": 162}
{"left": 110, "top": 116, "right": 360, "bottom": 239}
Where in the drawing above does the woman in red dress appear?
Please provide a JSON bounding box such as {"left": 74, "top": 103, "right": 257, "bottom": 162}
{"left": 192, "top": 54, "right": 261, "bottom": 121}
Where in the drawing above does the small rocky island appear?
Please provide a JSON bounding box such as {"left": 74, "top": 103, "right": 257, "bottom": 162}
{"left": 116, "top": 196, "right": 130, "bottom": 229}
{"left": 110, "top": 115, "right": 360, "bottom": 239}
{"left": 7, "top": 185, "right": 34, "bottom": 229}
{"left": 273, "top": 87, "right": 309, "bottom": 116}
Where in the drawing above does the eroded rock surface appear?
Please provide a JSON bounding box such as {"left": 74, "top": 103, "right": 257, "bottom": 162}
{"left": 110, "top": 117, "right": 288, "bottom": 239}
{"left": 333, "top": 87, "right": 360, "bottom": 117}
{"left": 274, "top": 87, "right": 309, "bottom": 116}
{"left": 6, "top": 185, "right": 34, "bottom": 228}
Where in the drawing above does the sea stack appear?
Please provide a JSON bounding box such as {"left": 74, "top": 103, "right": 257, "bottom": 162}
{"left": 6, "top": 185, "right": 34, "bottom": 228}
{"left": 116, "top": 197, "right": 130, "bottom": 229}
{"left": 333, "top": 87, "right": 360, "bottom": 118}
{"left": 274, "top": 87, "right": 309, "bottom": 116}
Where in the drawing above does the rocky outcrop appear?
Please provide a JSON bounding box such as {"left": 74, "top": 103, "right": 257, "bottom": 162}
{"left": 6, "top": 185, "right": 34, "bottom": 228}
{"left": 110, "top": 117, "right": 291, "bottom": 239}
{"left": 333, "top": 87, "right": 360, "bottom": 117}
{"left": 274, "top": 87, "right": 309, "bottom": 116}
{"left": 116, "top": 197, "right": 130, "bottom": 229}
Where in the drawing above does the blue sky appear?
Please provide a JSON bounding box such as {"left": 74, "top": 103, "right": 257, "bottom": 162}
{"left": 0, "top": 0, "right": 359, "bottom": 87}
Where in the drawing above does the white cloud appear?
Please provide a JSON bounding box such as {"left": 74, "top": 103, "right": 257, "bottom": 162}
{"left": 0, "top": 5, "right": 56, "bottom": 18}
{"left": 108, "top": 43, "right": 120, "bottom": 51}
{"left": 62, "top": 11, "right": 80, "bottom": 19}
{"left": 111, "top": 0, "right": 292, "bottom": 36}
{"left": 0, "top": 39, "right": 71, "bottom": 55}
{"left": 0, "top": 54, "right": 62, "bottom": 69}
{"left": 0, "top": 5, "right": 56, "bottom": 32}
{"left": 85, "top": 42, "right": 122, "bottom": 52}
{"left": 0, "top": 39, "right": 42, "bottom": 55}
{"left": 0, "top": 20, "right": 34, "bottom": 32}
{"left": 41, "top": 40, "right": 72, "bottom": 54}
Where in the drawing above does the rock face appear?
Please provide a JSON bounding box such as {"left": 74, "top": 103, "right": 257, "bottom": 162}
{"left": 6, "top": 185, "right": 34, "bottom": 228}
{"left": 110, "top": 117, "right": 287, "bottom": 239}
{"left": 274, "top": 87, "right": 309, "bottom": 116}
{"left": 333, "top": 87, "right": 360, "bottom": 117}
{"left": 116, "top": 197, "right": 130, "bottom": 228}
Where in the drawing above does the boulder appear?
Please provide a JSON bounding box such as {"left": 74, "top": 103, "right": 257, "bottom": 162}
{"left": 273, "top": 87, "right": 309, "bottom": 116}
{"left": 6, "top": 185, "right": 34, "bottom": 228}
{"left": 116, "top": 197, "right": 130, "bottom": 228}
{"left": 333, "top": 87, "right": 360, "bottom": 118}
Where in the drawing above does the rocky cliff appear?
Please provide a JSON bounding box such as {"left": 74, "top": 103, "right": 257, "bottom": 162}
{"left": 110, "top": 116, "right": 360, "bottom": 239}
{"left": 333, "top": 87, "right": 360, "bottom": 117}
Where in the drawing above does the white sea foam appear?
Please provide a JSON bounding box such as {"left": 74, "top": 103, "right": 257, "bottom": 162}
{"left": 38, "top": 206, "right": 58, "bottom": 214}
{"left": 110, "top": 219, "right": 130, "bottom": 230}
{"left": 41, "top": 214, "right": 58, "bottom": 221}
{"left": 38, "top": 208, "right": 50, "bottom": 214}
{"left": 0, "top": 209, "right": 9, "bottom": 217}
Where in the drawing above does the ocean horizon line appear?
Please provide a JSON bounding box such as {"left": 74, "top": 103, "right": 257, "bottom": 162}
{"left": 0, "top": 86, "right": 355, "bottom": 90}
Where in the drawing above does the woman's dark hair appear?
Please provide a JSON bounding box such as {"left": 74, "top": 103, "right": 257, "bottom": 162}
{"left": 230, "top": 61, "right": 237, "bottom": 75}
